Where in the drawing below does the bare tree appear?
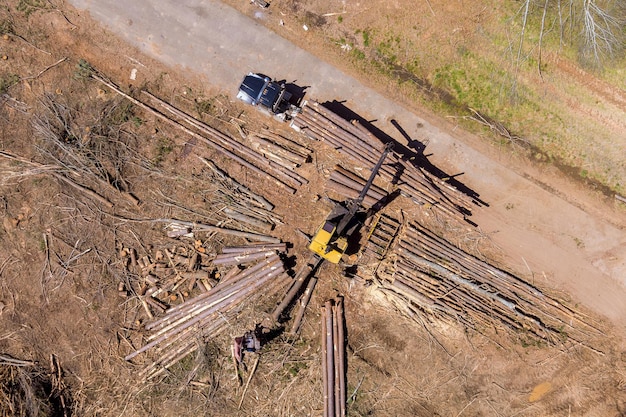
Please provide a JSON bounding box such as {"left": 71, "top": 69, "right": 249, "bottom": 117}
{"left": 581, "top": 0, "right": 622, "bottom": 65}
{"left": 511, "top": 0, "right": 623, "bottom": 73}
{"left": 538, "top": 0, "right": 551, "bottom": 78}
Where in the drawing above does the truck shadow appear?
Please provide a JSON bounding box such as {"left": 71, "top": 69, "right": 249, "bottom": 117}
{"left": 277, "top": 79, "right": 309, "bottom": 107}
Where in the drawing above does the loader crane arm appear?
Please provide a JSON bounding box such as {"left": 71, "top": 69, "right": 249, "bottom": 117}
{"left": 264, "top": 142, "right": 394, "bottom": 335}
{"left": 308, "top": 142, "right": 394, "bottom": 263}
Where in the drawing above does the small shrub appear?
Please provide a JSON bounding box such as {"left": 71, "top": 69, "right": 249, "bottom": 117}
{"left": 194, "top": 98, "right": 213, "bottom": 115}
{"left": 152, "top": 137, "right": 173, "bottom": 166}
{"left": 0, "top": 19, "right": 14, "bottom": 35}
{"left": 74, "top": 59, "right": 94, "bottom": 81}
{"left": 355, "top": 28, "right": 373, "bottom": 48}
{"left": 16, "top": 0, "right": 48, "bottom": 16}
{"left": 107, "top": 102, "right": 135, "bottom": 125}
{"left": 131, "top": 116, "right": 143, "bottom": 128}
{"left": 0, "top": 73, "right": 19, "bottom": 94}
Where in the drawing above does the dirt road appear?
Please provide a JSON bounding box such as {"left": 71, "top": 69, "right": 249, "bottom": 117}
{"left": 68, "top": 0, "right": 626, "bottom": 334}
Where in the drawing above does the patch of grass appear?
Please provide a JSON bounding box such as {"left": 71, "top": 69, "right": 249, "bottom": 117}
{"left": 152, "top": 136, "right": 173, "bottom": 166}
{"left": 350, "top": 48, "right": 366, "bottom": 63}
{"left": 573, "top": 237, "right": 585, "bottom": 249}
{"left": 356, "top": 28, "right": 372, "bottom": 47}
{"left": 375, "top": 34, "right": 401, "bottom": 66}
{"left": 431, "top": 53, "right": 512, "bottom": 116}
{"left": 557, "top": 326, "right": 569, "bottom": 342}
{"left": 0, "top": 73, "right": 20, "bottom": 94}
{"left": 16, "top": 0, "right": 48, "bottom": 16}
{"left": 0, "top": 19, "right": 14, "bottom": 35}
{"left": 405, "top": 56, "right": 421, "bottom": 74}
{"left": 131, "top": 116, "right": 143, "bottom": 127}
{"left": 106, "top": 101, "right": 136, "bottom": 125}
{"left": 194, "top": 98, "right": 213, "bottom": 115}
{"left": 519, "top": 335, "right": 545, "bottom": 349}
{"left": 74, "top": 59, "right": 95, "bottom": 80}
{"left": 286, "top": 361, "right": 308, "bottom": 377}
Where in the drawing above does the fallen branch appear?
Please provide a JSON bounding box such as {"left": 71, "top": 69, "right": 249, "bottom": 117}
{"left": 238, "top": 354, "right": 260, "bottom": 409}
{"left": 0, "top": 151, "right": 114, "bottom": 208}
{"left": 21, "top": 57, "right": 68, "bottom": 81}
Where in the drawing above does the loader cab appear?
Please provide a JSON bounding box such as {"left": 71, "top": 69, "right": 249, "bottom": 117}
{"left": 308, "top": 220, "right": 348, "bottom": 264}
{"left": 307, "top": 201, "right": 366, "bottom": 264}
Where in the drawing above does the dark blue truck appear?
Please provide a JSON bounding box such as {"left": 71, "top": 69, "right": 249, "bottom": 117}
{"left": 236, "top": 73, "right": 295, "bottom": 120}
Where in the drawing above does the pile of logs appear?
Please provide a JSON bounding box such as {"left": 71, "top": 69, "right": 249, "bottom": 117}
{"left": 160, "top": 218, "right": 281, "bottom": 244}
{"left": 325, "top": 165, "right": 390, "bottom": 208}
{"left": 378, "top": 222, "right": 602, "bottom": 345}
{"left": 248, "top": 132, "right": 312, "bottom": 171}
{"left": 125, "top": 252, "right": 289, "bottom": 379}
{"left": 321, "top": 297, "right": 346, "bottom": 417}
{"left": 291, "top": 100, "right": 475, "bottom": 221}
{"left": 212, "top": 242, "right": 287, "bottom": 266}
{"left": 120, "top": 243, "right": 216, "bottom": 318}
{"left": 360, "top": 213, "right": 403, "bottom": 265}
{"left": 93, "top": 74, "right": 310, "bottom": 194}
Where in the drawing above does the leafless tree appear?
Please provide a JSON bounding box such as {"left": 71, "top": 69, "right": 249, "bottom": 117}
{"left": 580, "top": 0, "right": 622, "bottom": 65}
{"left": 512, "top": 0, "right": 623, "bottom": 73}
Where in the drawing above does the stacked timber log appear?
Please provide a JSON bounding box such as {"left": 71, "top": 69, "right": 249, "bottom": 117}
{"left": 378, "top": 222, "right": 603, "bottom": 345}
{"left": 92, "top": 74, "right": 308, "bottom": 194}
{"left": 321, "top": 297, "right": 346, "bottom": 417}
{"left": 360, "top": 213, "right": 403, "bottom": 264}
{"left": 248, "top": 132, "right": 312, "bottom": 169}
{"left": 125, "top": 253, "right": 289, "bottom": 379}
{"left": 141, "top": 89, "right": 309, "bottom": 193}
{"left": 213, "top": 243, "right": 287, "bottom": 266}
{"left": 291, "top": 100, "right": 474, "bottom": 221}
{"left": 159, "top": 218, "right": 281, "bottom": 243}
{"left": 326, "top": 165, "right": 390, "bottom": 208}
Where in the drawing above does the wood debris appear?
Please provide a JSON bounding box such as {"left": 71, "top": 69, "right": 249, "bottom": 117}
{"left": 213, "top": 243, "right": 287, "bottom": 266}
{"left": 158, "top": 218, "right": 281, "bottom": 243}
{"left": 29, "top": 93, "right": 141, "bottom": 207}
{"left": 200, "top": 157, "right": 283, "bottom": 231}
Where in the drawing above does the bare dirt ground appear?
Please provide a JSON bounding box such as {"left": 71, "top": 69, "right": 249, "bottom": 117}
{"left": 1, "top": 1, "right": 626, "bottom": 417}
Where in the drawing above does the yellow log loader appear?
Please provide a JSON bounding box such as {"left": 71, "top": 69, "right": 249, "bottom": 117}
{"left": 308, "top": 142, "right": 394, "bottom": 263}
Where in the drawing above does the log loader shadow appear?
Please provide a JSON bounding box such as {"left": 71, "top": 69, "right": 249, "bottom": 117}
{"left": 322, "top": 100, "right": 489, "bottom": 214}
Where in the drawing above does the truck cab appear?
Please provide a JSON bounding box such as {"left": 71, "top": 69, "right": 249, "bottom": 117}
{"left": 236, "top": 73, "right": 292, "bottom": 117}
